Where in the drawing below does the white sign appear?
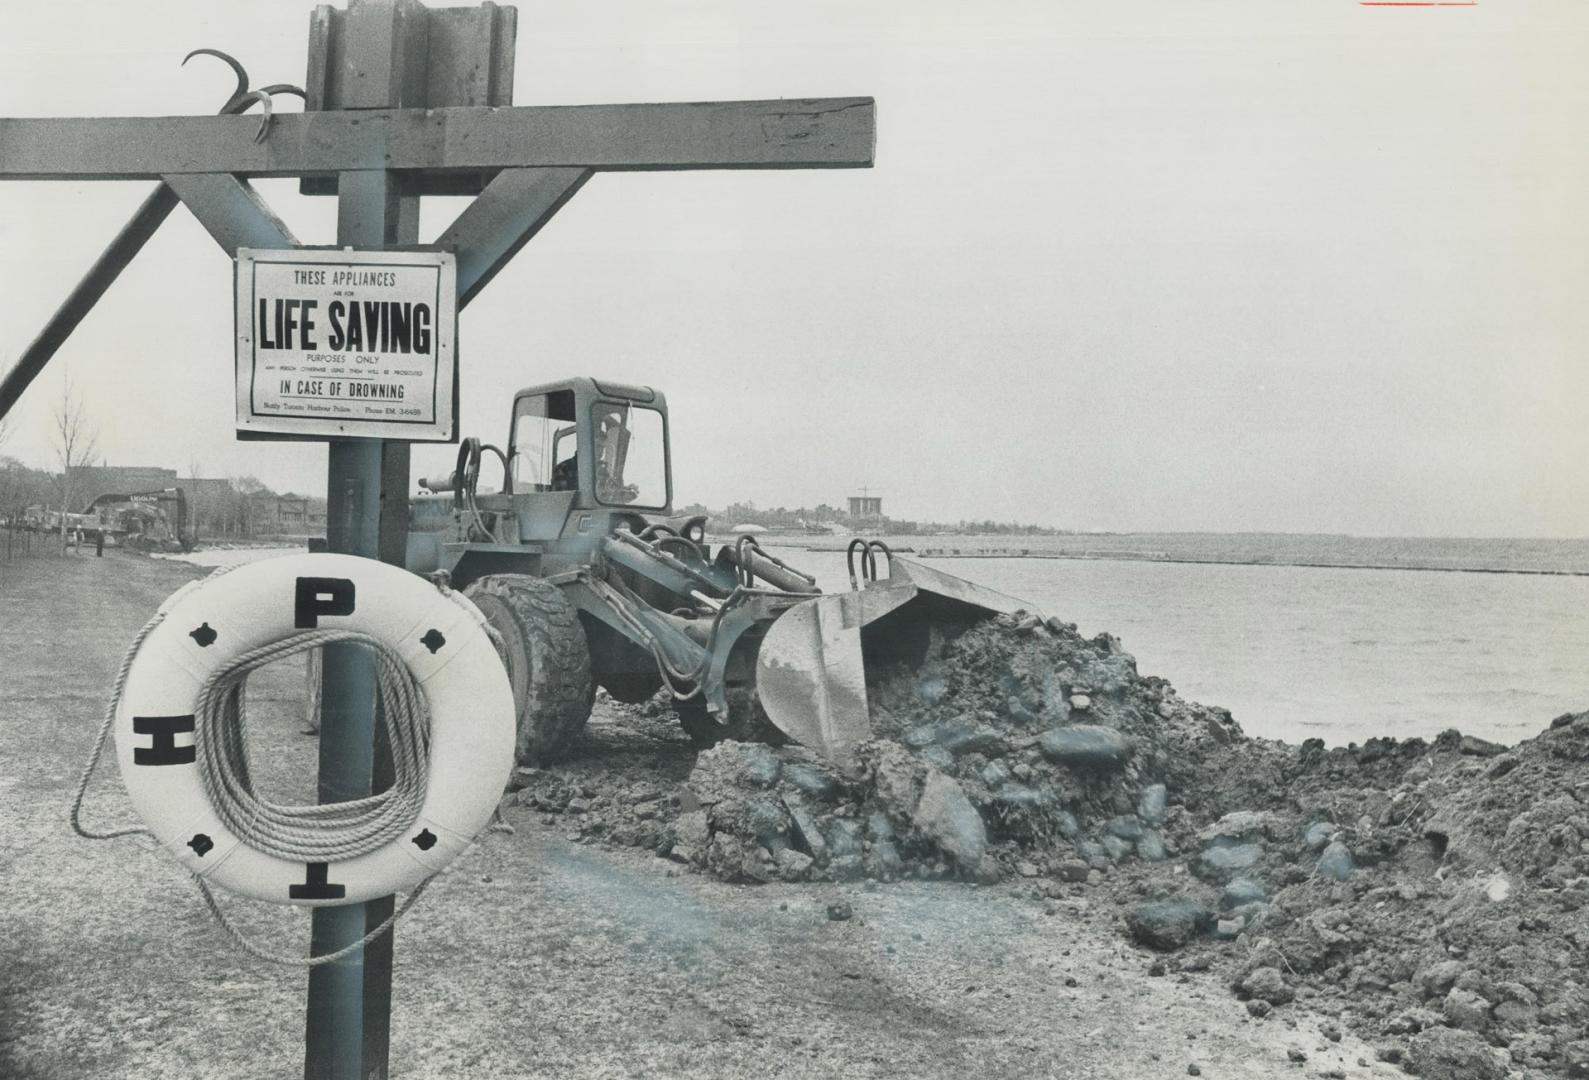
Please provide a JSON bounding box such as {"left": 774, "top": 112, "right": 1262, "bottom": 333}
{"left": 234, "top": 248, "right": 457, "bottom": 441}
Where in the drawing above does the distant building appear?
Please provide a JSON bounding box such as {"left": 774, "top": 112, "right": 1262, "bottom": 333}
{"left": 75, "top": 465, "right": 179, "bottom": 504}
{"left": 848, "top": 495, "right": 883, "bottom": 519}
{"left": 248, "top": 492, "right": 325, "bottom": 534}
{"left": 75, "top": 466, "right": 230, "bottom": 511}
{"left": 69, "top": 468, "right": 326, "bottom": 538}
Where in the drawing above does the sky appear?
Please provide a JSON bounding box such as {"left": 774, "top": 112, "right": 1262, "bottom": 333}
{"left": 1, "top": 0, "right": 1586, "bottom": 536}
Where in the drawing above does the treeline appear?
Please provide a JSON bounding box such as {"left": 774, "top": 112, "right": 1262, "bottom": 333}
{"left": 0, "top": 458, "right": 54, "bottom": 521}
{"left": 951, "top": 519, "right": 1069, "bottom": 536}
{"left": 183, "top": 477, "right": 325, "bottom": 540}
{"left": 0, "top": 458, "right": 322, "bottom": 541}
{"left": 677, "top": 499, "right": 1067, "bottom": 537}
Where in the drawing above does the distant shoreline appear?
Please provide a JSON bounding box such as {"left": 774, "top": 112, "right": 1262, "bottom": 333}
{"left": 875, "top": 547, "right": 1589, "bottom": 578}
{"left": 739, "top": 532, "right": 1589, "bottom": 578}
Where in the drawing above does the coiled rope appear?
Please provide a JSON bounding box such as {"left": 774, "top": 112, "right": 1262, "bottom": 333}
{"left": 195, "top": 629, "right": 430, "bottom": 861}
{"left": 69, "top": 569, "right": 480, "bottom": 967}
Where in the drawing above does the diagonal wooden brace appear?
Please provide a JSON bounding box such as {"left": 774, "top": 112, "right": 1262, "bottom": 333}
{"left": 164, "top": 174, "right": 299, "bottom": 252}
{"left": 436, "top": 166, "right": 591, "bottom": 309}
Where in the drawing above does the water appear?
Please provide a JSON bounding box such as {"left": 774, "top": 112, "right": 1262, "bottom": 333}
{"left": 889, "top": 532, "right": 1589, "bottom": 576}
{"left": 773, "top": 548, "right": 1589, "bottom": 748}
{"left": 166, "top": 542, "right": 1589, "bottom": 749}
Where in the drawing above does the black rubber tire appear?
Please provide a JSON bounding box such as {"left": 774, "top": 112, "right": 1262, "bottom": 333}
{"left": 675, "top": 684, "right": 788, "bottom": 749}
{"left": 464, "top": 574, "right": 595, "bottom": 765}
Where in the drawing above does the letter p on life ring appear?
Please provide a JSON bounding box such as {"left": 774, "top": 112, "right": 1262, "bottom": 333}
{"left": 112, "top": 553, "right": 515, "bottom": 906}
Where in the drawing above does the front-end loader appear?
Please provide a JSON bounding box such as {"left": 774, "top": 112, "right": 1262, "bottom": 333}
{"left": 407, "top": 376, "right": 1033, "bottom": 765}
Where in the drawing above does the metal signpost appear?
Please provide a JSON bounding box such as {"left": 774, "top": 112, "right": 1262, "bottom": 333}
{"left": 0, "top": 2, "right": 874, "bottom": 1077}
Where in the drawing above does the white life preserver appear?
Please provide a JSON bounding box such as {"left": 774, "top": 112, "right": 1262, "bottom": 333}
{"left": 113, "top": 553, "right": 515, "bottom": 906}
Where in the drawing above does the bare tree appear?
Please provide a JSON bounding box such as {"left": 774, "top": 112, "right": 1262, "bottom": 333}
{"left": 0, "top": 352, "right": 9, "bottom": 456}
{"left": 52, "top": 368, "right": 100, "bottom": 515}
{"left": 0, "top": 412, "right": 13, "bottom": 530}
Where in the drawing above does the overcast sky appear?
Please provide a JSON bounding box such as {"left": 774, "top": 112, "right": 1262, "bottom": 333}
{"left": 1, "top": 0, "right": 1586, "bottom": 536}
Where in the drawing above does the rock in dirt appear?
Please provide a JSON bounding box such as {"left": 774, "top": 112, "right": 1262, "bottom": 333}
{"left": 1458, "top": 733, "right": 1507, "bottom": 757}
{"left": 1404, "top": 1026, "right": 1507, "bottom": 1080}
{"left": 1200, "top": 840, "right": 1262, "bottom": 877}
{"left": 1057, "top": 859, "right": 1090, "bottom": 883}
{"left": 782, "top": 762, "right": 840, "bottom": 801}
{"left": 777, "top": 849, "right": 815, "bottom": 881}
{"left": 1038, "top": 725, "right": 1134, "bottom": 771}
{"left": 1125, "top": 899, "right": 1212, "bottom": 951}
{"left": 869, "top": 741, "right": 924, "bottom": 819}
{"left": 1236, "top": 967, "right": 1295, "bottom": 1006}
{"left": 1198, "top": 810, "right": 1279, "bottom": 843}
{"left": 1442, "top": 987, "right": 1492, "bottom": 1032}
{"left": 1221, "top": 878, "right": 1266, "bottom": 908}
{"left": 1418, "top": 961, "right": 1466, "bottom": 999}
{"left": 913, "top": 770, "right": 988, "bottom": 869}
{"left": 673, "top": 810, "right": 710, "bottom": 865}
{"left": 1316, "top": 840, "right": 1354, "bottom": 881}
{"left": 1137, "top": 782, "right": 1168, "bottom": 825}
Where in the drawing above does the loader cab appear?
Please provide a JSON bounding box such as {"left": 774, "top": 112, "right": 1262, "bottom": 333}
{"left": 508, "top": 377, "right": 672, "bottom": 519}
{"left": 409, "top": 377, "right": 678, "bottom": 588}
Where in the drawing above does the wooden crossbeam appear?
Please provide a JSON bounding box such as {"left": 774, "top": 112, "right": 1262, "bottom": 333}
{"left": 0, "top": 98, "right": 875, "bottom": 181}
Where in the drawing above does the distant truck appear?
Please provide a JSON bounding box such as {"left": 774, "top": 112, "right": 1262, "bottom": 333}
{"left": 82, "top": 488, "right": 192, "bottom": 552}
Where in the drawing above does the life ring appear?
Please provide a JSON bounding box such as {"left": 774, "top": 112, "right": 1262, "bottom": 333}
{"left": 112, "top": 553, "right": 515, "bottom": 906}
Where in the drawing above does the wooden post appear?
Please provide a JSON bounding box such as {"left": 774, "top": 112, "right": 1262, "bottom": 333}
{"left": 305, "top": 6, "right": 427, "bottom": 1078}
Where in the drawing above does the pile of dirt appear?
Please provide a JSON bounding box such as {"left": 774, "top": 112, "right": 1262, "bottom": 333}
{"left": 1180, "top": 715, "right": 1589, "bottom": 1079}
{"left": 663, "top": 612, "right": 1264, "bottom": 887}
{"left": 511, "top": 611, "right": 1589, "bottom": 1076}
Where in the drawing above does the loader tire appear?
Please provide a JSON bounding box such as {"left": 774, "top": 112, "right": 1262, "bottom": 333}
{"left": 464, "top": 574, "right": 595, "bottom": 765}
{"left": 675, "top": 685, "right": 788, "bottom": 750}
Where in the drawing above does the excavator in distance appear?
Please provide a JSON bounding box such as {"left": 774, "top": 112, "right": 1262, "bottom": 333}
{"left": 406, "top": 376, "right": 1032, "bottom": 766}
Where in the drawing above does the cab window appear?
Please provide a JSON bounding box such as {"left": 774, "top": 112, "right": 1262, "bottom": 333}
{"left": 510, "top": 390, "right": 577, "bottom": 492}
{"left": 591, "top": 402, "right": 667, "bottom": 508}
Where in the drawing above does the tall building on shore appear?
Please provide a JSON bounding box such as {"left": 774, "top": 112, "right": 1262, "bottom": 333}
{"left": 848, "top": 494, "right": 883, "bottom": 520}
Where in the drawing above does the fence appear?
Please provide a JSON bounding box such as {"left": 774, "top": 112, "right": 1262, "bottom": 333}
{"left": 2, "top": 520, "right": 96, "bottom": 563}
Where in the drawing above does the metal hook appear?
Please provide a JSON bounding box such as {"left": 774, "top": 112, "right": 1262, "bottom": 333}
{"left": 249, "top": 86, "right": 307, "bottom": 143}
{"left": 182, "top": 49, "right": 307, "bottom": 141}
{"left": 235, "top": 90, "right": 276, "bottom": 143}
{"left": 182, "top": 48, "right": 250, "bottom": 111}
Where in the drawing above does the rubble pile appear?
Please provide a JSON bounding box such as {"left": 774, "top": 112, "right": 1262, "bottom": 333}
{"left": 512, "top": 611, "right": 1589, "bottom": 1076}
{"left": 666, "top": 613, "right": 1256, "bottom": 885}
{"left": 1177, "top": 715, "right": 1589, "bottom": 1078}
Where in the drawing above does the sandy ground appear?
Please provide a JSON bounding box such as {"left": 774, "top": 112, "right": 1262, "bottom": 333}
{"left": 0, "top": 549, "right": 1408, "bottom": 1079}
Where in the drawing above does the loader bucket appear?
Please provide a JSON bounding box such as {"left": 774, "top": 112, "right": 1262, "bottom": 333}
{"left": 755, "top": 556, "right": 1040, "bottom": 763}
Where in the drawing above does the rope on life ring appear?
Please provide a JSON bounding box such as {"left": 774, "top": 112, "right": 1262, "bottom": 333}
{"left": 70, "top": 553, "right": 516, "bottom": 966}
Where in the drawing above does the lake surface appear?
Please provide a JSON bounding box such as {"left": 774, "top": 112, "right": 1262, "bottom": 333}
{"left": 772, "top": 547, "right": 1589, "bottom": 748}
{"left": 167, "top": 540, "right": 1589, "bottom": 749}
